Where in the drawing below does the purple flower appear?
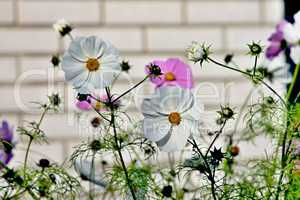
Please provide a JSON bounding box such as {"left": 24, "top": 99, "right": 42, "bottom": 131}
{"left": 146, "top": 58, "right": 194, "bottom": 89}
{"left": 0, "top": 121, "right": 14, "bottom": 166}
{"left": 266, "top": 21, "right": 288, "bottom": 60}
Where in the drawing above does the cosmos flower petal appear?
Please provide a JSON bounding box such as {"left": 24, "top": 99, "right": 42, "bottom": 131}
{"left": 157, "top": 123, "right": 190, "bottom": 152}
{"left": 294, "top": 11, "right": 300, "bottom": 31}
{"left": 62, "top": 53, "right": 86, "bottom": 81}
{"left": 147, "top": 58, "right": 193, "bottom": 89}
{"left": 143, "top": 117, "right": 171, "bottom": 142}
{"left": 81, "top": 36, "right": 104, "bottom": 58}
{"left": 283, "top": 23, "right": 300, "bottom": 44}
{"left": 69, "top": 37, "right": 87, "bottom": 61}
{"left": 164, "top": 58, "right": 179, "bottom": 71}
{"left": 156, "top": 86, "right": 194, "bottom": 114}
{"left": 141, "top": 98, "right": 162, "bottom": 118}
{"left": 290, "top": 46, "right": 300, "bottom": 64}
{"left": 266, "top": 42, "right": 282, "bottom": 60}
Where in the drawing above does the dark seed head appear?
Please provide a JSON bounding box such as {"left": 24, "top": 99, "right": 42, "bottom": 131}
{"left": 90, "top": 117, "right": 101, "bottom": 128}
{"left": 161, "top": 185, "right": 173, "bottom": 197}
{"left": 51, "top": 55, "right": 60, "bottom": 67}
{"left": 38, "top": 159, "right": 50, "bottom": 168}
{"left": 224, "top": 54, "right": 234, "bottom": 64}
{"left": 90, "top": 140, "right": 102, "bottom": 151}
{"left": 120, "top": 61, "right": 131, "bottom": 72}
{"left": 147, "top": 63, "right": 162, "bottom": 77}
{"left": 77, "top": 93, "right": 89, "bottom": 102}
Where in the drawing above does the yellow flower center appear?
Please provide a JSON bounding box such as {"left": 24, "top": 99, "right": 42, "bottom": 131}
{"left": 86, "top": 58, "right": 100, "bottom": 72}
{"left": 168, "top": 112, "right": 181, "bottom": 125}
{"left": 164, "top": 72, "right": 176, "bottom": 81}
{"left": 95, "top": 102, "right": 104, "bottom": 110}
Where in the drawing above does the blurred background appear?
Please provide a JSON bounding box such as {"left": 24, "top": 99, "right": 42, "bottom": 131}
{"left": 0, "top": 0, "right": 288, "bottom": 167}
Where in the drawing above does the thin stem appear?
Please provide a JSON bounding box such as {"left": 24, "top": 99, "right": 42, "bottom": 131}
{"left": 286, "top": 63, "right": 300, "bottom": 102}
{"left": 252, "top": 55, "right": 258, "bottom": 77}
{"left": 23, "top": 137, "right": 33, "bottom": 176}
{"left": 207, "top": 57, "right": 250, "bottom": 76}
{"left": 105, "top": 87, "right": 137, "bottom": 200}
{"left": 274, "top": 63, "right": 300, "bottom": 199}
{"left": 188, "top": 138, "right": 217, "bottom": 200}
{"left": 294, "top": 91, "right": 300, "bottom": 104}
{"left": 110, "top": 111, "right": 137, "bottom": 200}
{"left": 91, "top": 106, "right": 111, "bottom": 123}
{"left": 112, "top": 75, "right": 149, "bottom": 103}
{"left": 207, "top": 57, "right": 287, "bottom": 108}
{"left": 24, "top": 106, "right": 49, "bottom": 176}
{"left": 205, "top": 120, "right": 227, "bottom": 157}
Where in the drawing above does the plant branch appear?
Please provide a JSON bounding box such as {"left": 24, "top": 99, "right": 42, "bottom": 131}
{"left": 205, "top": 120, "right": 227, "bottom": 157}
{"left": 112, "top": 75, "right": 149, "bottom": 103}
{"left": 105, "top": 87, "right": 137, "bottom": 200}
{"left": 188, "top": 138, "right": 218, "bottom": 200}
{"left": 207, "top": 57, "right": 287, "bottom": 108}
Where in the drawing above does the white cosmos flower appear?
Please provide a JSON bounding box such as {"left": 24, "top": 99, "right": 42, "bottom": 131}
{"left": 186, "top": 41, "right": 204, "bottom": 63}
{"left": 283, "top": 11, "right": 300, "bottom": 44}
{"left": 62, "top": 36, "right": 121, "bottom": 94}
{"left": 141, "top": 86, "right": 201, "bottom": 152}
{"left": 283, "top": 11, "right": 300, "bottom": 63}
{"left": 290, "top": 45, "right": 300, "bottom": 64}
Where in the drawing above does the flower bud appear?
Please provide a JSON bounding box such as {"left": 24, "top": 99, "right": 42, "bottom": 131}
{"left": 53, "top": 19, "right": 72, "bottom": 37}
{"left": 230, "top": 146, "right": 240, "bottom": 157}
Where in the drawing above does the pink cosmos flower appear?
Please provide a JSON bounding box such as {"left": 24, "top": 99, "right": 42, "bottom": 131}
{"left": 76, "top": 96, "right": 92, "bottom": 111}
{"left": 76, "top": 92, "right": 121, "bottom": 112}
{"left": 146, "top": 58, "right": 194, "bottom": 89}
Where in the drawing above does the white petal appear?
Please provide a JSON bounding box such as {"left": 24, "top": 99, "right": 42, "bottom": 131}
{"left": 157, "top": 122, "right": 190, "bottom": 152}
{"left": 103, "top": 40, "right": 120, "bottom": 57}
{"left": 155, "top": 86, "right": 194, "bottom": 114}
{"left": 62, "top": 53, "right": 85, "bottom": 81}
{"left": 81, "top": 36, "right": 104, "bottom": 58}
{"left": 143, "top": 117, "right": 170, "bottom": 142}
{"left": 181, "top": 99, "right": 203, "bottom": 121}
{"left": 290, "top": 46, "right": 300, "bottom": 64}
{"left": 141, "top": 99, "right": 162, "bottom": 117}
{"left": 283, "top": 23, "right": 300, "bottom": 44}
{"left": 69, "top": 37, "right": 88, "bottom": 61}
{"left": 294, "top": 11, "right": 300, "bottom": 31}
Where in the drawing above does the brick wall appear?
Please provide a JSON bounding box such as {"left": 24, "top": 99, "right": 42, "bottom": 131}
{"left": 0, "top": 0, "right": 284, "bottom": 165}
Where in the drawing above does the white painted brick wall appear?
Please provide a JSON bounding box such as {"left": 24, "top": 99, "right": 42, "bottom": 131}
{"left": 147, "top": 27, "right": 223, "bottom": 51}
{"left": 0, "top": 1, "right": 14, "bottom": 23}
{"left": 105, "top": 1, "right": 182, "bottom": 24}
{"left": 226, "top": 27, "right": 274, "bottom": 51}
{"left": 67, "top": 28, "right": 143, "bottom": 52}
{"left": 0, "top": 28, "right": 58, "bottom": 53}
{"left": 19, "top": 1, "right": 101, "bottom": 24}
{"left": 187, "top": 1, "right": 260, "bottom": 24}
{"left": 0, "top": 0, "right": 286, "bottom": 168}
{"left": 0, "top": 57, "right": 16, "bottom": 82}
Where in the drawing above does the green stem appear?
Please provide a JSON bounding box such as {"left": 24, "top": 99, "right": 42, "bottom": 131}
{"left": 111, "top": 111, "right": 137, "bottom": 200}
{"left": 112, "top": 75, "right": 149, "bottom": 103}
{"left": 105, "top": 87, "right": 137, "bottom": 200}
{"left": 23, "top": 106, "right": 49, "bottom": 177}
{"left": 23, "top": 137, "right": 33, "bottom": 176}
{"left": 188, "top": 139, "right": 217, "bottom": 200}
{"left": 205, "top": 120, "right": 227, "bottom": 157}
{"left": 286, "top": 63, "right": 300, "bottom": 102}
{"left": 274, "top": 63, "right": 300, "bottom": 200}
{"left": 252, "top": 55, "right": 258, "bottom": 77}
{"left": 207, "top": 57, "right": 287, "bottom": 108}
